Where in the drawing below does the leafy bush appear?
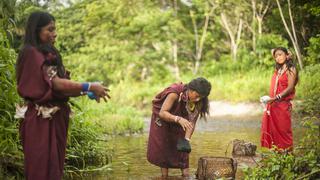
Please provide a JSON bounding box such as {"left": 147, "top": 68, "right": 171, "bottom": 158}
{"left": 0, "top": 29, "right": 24, "bottom": 178}
{"left": 255, "top": 33, "right": 288, "bottom": 67}
{"left": 305, "top": 34, "right": 320, "bottom": 66}
{"left": 244, "top": 117, "right": 320, "bottom": 179}
{"left": 65, "top": 100, "right": 112, "bottom": 177}
{"left": 296, "top": 64, "right": 320, "bottom": 117}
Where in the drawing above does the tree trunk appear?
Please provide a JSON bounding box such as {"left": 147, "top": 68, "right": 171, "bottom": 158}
{"left": 220, "top": 13, "right": 243, "bottom": 61}
{"left": 172, "top": 39, "right": 180, "bottom": 80}
{"left": 257, "top": 17, "right": 262, "bottom": 36}
{"left": 276, "top": 0, "right": 303, "bottom": 69}
{"left": 192, "top": 5, "right": 215, "bottom": 74}
{"left": 288, "top": 0, "right": 303, "bottom": 69}
{"left": 251, "top": 0, "right": 257, "bottom": 52}
{"left": 140, "top": 67, "right": 148, "bottom": 80}
{"left": 160, "top": 0, "right": 167, "bottom": 6}
{"left": 172, "top": 0, "right": 180, "bottom": 80}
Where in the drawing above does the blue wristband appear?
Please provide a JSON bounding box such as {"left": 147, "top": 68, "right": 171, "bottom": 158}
{"left": 82, "top": 83, "right": 90, "bottom": 92}
{"left": 87, "top": 91, "right": 97, "bottom": 100}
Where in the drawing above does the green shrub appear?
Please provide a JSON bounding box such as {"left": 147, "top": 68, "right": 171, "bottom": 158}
{"left": 305, "top": 34, "right": 320, "bottom": 66}
{"left": 296, "top": 64, "right": 320, "bottom": 117}
{"left": 244, "top": 117, "right": 320, "bottom": 180}
{"left": 65, "top": 100, "right": 113, "bottom": 177}
{"left": 0, "top": 29, "right": 24, "bottom": 178}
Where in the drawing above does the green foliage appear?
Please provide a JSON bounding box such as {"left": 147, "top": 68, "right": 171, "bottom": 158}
{"left": 0, "top": 0, "right": 44, "bottom": 49}
{"left": 244, "top": 151, "right": 296, "bottom": 179}
{"left": 255, "top": 34, "right": 288, "bottom": 67}
{"left": 305, "top": 34, "right": 320, "bottom": 66}
{"left": 65, "top": 99, "right": 112, "bottom": 177}
{"left": 244, "top": 117, "right": 320, "bottom": 180}
{"left": 302, "top": 1, "right": 320, "bottom": 16}
{"left": 63, "top": 96, "right": 144, "bottom": 175}
{"left": 0, "top": 28, "right": 23, "bottom": 178}
{"left": 296, "top": 64, "right": 320, "bottom": 117}
{"left": 244, "top": 54, "right": 320, "bottom": 180}
{"left": 54, "top": 0, "right": 175, "bottom": 84}
{"left": 201, "top": 60, "right": 271, "bottom": 102}
{"left": 81, "top": 98, "right": 145, "bottom": 135}
{"left": 244, "top": 62, "right": 320, "bottom": 179}
{"left": 1, "top": 0, "right": 320, "bottom": 178}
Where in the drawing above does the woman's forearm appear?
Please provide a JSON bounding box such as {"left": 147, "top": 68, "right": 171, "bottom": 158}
{"left": 159, "top": 93, "right": 179, "bottom": 123}
{"left": 61, "top": 92, "right": 82, "bottom": 97}
{"left": 159, "top": 110, "right": 176, "bottom": 123}
{"left": 52, "top": 77, "right": 82, "bottom": 94}
{"left": 279, "top": 86, "right": 294, "bottom": 98}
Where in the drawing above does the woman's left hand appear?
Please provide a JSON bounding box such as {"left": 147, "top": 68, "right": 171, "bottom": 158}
{"left": 90, "top": 83, "right": 111, "bottom": 103}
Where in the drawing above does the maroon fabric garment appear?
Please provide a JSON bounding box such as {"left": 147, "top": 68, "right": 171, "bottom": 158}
{"left": 17, "top": 46, "right": 70, "bottom": 180}
{"left": 147, "top": 83, "right": 197, "bottom": 169}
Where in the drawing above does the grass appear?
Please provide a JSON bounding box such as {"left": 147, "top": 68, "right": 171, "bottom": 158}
{"left": 207, "top": 69, "right": 270, "bottom": 102}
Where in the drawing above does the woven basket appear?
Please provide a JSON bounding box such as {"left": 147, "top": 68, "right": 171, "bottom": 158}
{"left": 196, "top": 156, "right": 237, "bottom": 180}
{"left": 232, "top": 139, "right": 257, "bottom": 156}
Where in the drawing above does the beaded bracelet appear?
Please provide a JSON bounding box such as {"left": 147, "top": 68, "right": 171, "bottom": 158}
{"left": 81, "top": 82, "right": 91, "bottom": 92}
{"left": 276, "top": 94, "right": 282, "bottom": 100}
{"left": 79, "top": 90, "right": 96, "bottom": 100}
{"left": 81, "top": 82, "right": 92, "bottom": 95}
{"left": 87, "top": 91, "right": 97, "bottom": 100}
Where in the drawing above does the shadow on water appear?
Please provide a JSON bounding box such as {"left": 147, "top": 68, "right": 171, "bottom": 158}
{"left": 71, "top": 115, "right": 302, "bottom": 180}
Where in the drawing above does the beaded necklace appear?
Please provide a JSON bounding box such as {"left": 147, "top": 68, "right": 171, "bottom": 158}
{"left": 273, "top": 65, "right": 287, "bottom": 97}
{"left": 185, "top": 90, "right": 200, "bottom": 122}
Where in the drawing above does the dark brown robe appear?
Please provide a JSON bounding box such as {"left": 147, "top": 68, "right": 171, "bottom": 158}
{"left": 17, "top": 45, "right": 70, "bottom": 180}
{"left": 147, "top": 83, "right": 198, "bottom": 169}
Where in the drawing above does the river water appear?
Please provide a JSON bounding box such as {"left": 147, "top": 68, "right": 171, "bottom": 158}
{"left": 74, "top": 113, "right": 302, "bottom": 180}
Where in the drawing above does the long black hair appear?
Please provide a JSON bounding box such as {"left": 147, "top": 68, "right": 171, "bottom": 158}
{"left": 24, "top": 11, "right": 55, "bottom": 47}
{"left": 273, "top": 47, "right": 299, "bottom": 84}
{"left": 17, "top": 11, "right": 65, "bottom": 78}
{"left": 187, "top": 77, "right": 211, "bottom": 119}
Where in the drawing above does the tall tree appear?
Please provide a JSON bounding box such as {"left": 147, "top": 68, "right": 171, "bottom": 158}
{"left": 276, "top": 0, "right": 303, "bottom": 69}
{"left": 220, "top": 12, "right": 243, "bottom": 61}
{"left": 190, "top": 1, "right": 216, "bottom": 74}
{"left": 171, "top": 0, "right": 180, "bottom": 80}
{"left": 246, "top": 0, "right": 270, "bottom": 52}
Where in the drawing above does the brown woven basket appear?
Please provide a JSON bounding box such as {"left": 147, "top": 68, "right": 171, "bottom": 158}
{"left": 232, "top": 139, "right": 257, "bottom": 157}
{"left": 196, "top": 156, "right": 237, "bottom": 180}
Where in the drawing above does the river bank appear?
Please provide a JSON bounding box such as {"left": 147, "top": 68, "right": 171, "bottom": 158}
{"left": 209, "top": 101, "right": 263, "bottom": 119}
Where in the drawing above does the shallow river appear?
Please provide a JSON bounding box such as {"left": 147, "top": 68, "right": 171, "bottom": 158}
{"left": 73, "top": 115, "right": 302, "bottom": 180}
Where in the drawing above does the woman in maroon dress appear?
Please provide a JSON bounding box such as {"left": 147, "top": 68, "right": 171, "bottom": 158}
{"left": 261, "top": 47, "right": 298, "bottom": 151}
{"left": 147, "top": 77, "right": 211, "bottom": 177}
{"left": 16, "top": 12, "right": 110, "bottom": 180}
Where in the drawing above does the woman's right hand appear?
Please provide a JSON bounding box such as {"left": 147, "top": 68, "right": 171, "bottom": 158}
{"left": 267, "top": 97, "right": 276, "bottom": 104}
{"left": 90, "top": 83, "right": 111, "bottom": 103}
{"left": 178, "top": 117, "right": 193, "bottom": 131}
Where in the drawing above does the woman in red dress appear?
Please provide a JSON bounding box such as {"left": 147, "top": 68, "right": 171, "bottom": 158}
{"left": 261, "top": 47, "right": 299, "bottom": 151}
{"left": 147, "top": 77, "right": 211, "bottom": 177}
{"left": 16, "top": 12, "right": 110, "bottom": 180}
